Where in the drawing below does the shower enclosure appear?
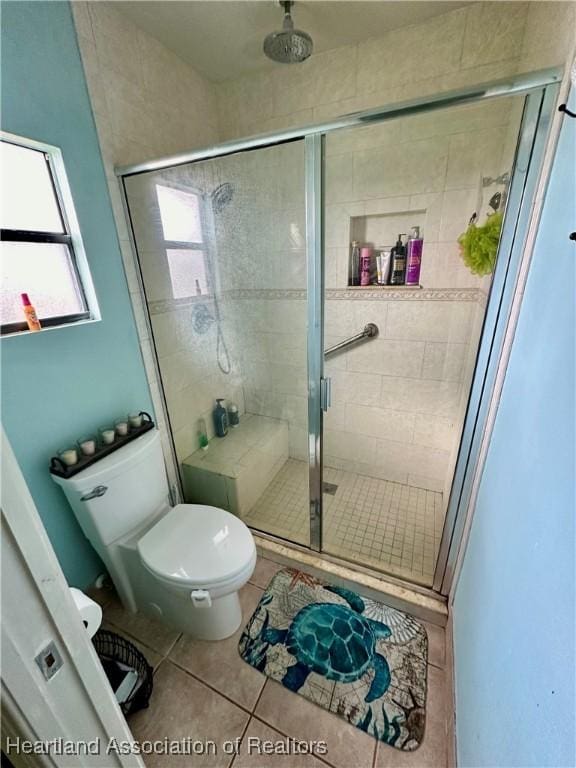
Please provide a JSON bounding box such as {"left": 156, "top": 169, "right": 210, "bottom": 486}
{"left": 119, "top": 70, "right": 558, "bottom": 593}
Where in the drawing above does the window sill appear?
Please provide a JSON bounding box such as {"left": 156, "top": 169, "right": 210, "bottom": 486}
{"left": 1, "top": 317, "right": 101, "bottom": 339}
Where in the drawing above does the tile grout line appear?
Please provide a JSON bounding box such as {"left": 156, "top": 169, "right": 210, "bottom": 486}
{"left": 163, "top": 631, "right": 183, "bottom": 659}
{"left": 248, "top": 708, "right": 344, "bottom": 768}
{"left": 250, "top": 674, "right": 268, "bottom": 714}
{"left": 166, "top": 656, "right": 260, "bottom": 719}
{"left": 371, "top": 736, "right": 379, "bottom": 768}
{"left": 101, "top": 616, "right": 173, "bottom": 665}
{"left": 228, "top": 711, "right": 253, "bottom": 768}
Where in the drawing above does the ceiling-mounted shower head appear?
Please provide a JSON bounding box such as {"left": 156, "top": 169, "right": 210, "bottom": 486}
{"left": 263, "top": 1, "right": 313, "bottom": 64}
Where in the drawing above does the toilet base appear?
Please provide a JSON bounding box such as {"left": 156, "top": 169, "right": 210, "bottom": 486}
{"left": 141, "top": 587, "right": 243, "bottom": 641}
{"left": 112, "top": 524, "right": 254, "bottom": 641}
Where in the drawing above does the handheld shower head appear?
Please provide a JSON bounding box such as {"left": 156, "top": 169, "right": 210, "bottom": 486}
{"left": 263, "top": 1, "right": 313, "bottom": 64}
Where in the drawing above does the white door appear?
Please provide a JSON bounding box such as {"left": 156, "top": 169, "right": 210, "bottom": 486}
{"left": 1, "top": 429, "right": 145, "bottom": 768}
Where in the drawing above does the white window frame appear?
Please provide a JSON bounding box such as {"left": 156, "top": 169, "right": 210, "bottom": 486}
{"left": 153, "top": 179, "right": 213, "bottom": 302}
{"left": 1, "top": 131, "right": 101, "bottom": 337}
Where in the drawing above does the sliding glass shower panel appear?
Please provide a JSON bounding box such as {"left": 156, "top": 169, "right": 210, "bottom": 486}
{"left": 321, "top": 95, "right": 526, "bottom": 585}
{"left": 124, "top": 141, "right": 310, "bottom": 546}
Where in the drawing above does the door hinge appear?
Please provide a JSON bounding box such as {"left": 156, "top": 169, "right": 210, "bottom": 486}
{"left": 320, "top": 376, "right": 332, "bottom": 412}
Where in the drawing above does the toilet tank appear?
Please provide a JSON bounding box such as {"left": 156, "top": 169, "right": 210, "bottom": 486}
{"left": 52, "top": 429, "right": 169, "bottom": 547}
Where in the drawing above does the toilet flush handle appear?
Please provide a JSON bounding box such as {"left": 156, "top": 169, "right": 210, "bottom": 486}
{"left": 191, "top": 590, "right": 212, "bottom": 608}
{"left": 80, "top": 485, "right": 107, "bottom": 501}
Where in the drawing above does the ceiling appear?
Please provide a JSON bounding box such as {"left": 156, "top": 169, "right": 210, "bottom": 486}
{"left": 111, "top": 1, "right": 470, "bottom": 83}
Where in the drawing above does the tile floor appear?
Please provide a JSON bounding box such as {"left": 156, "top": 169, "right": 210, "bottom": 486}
{"left": 243, "top": 460, "right": 444, "bottom": 586}
{"left": 94, "top": 556, "right": 450, "bottom": 768}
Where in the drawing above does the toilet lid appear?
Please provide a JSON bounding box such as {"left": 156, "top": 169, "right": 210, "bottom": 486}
{"left": 138, "top": 504, "right": 255, "bottom": 587}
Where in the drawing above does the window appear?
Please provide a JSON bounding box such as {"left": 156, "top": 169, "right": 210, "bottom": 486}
{"left": 1, "top": 134, "right": 98, "bottom": 335}
{"left": 155, "top": 183, "right": 209, "bottom": 299}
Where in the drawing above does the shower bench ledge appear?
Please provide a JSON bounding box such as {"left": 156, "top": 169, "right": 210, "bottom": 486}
{"left": 181, "top": 414, "right": 289, "bottom": 518}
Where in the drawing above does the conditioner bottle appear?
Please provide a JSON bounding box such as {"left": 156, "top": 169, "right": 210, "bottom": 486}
{"left": 390, "top": 235, "right": 407, "bottom": 285}
{"left": 405, "top": 226, "right": 423, "bottom": 286}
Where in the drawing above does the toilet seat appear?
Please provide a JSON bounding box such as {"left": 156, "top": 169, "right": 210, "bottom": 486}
{"left": 138, "top": 503, "right": 256, "bottom": 594}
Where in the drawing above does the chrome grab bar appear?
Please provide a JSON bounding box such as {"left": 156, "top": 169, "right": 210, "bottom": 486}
{"left": 324, "top": 323, "right": 379, "bottom": 359}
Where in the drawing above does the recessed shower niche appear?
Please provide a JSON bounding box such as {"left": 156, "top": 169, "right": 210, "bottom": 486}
{"left": 349, "top": 208, "right": 426, "bottom": 261}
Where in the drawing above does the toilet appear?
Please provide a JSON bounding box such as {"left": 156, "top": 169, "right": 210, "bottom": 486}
{"left": 52, "top": 429, "right": 256, "bottom": 640}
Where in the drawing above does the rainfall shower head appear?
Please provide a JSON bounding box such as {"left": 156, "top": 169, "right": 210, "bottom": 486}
{"left": 263, "top": 1, "right": 313, "bottom": 64}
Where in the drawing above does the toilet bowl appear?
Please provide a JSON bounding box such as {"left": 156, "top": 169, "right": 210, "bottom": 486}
{"left": 52, "top": 429, "right": 256, "bottom": 641}
{"left": 138, "top": 503, "right": 256, "bottom": 639}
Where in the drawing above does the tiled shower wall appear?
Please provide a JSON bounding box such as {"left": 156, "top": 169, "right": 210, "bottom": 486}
{"left": 208, "top": 86, "right": 524, "bottom": 495}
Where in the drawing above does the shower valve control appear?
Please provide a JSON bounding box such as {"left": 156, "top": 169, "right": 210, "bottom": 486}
{"left": 320, "top": 377, "right": 332, "bottom": 412}
{"left": 81, "top": 485, "right": 108, "bottom": 501}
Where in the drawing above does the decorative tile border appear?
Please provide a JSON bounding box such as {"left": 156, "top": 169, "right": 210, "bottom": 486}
{"left": 148, "top": 287, "right": 488, "bottom": 315}
{"left": 225, "top": 287, "right": 487, "bottom": 303}
{"left": 148, "top": 296, "right": 211, "bottom": 315}
{"left": 326, "top": 288, "right": 485, "bottom": 302}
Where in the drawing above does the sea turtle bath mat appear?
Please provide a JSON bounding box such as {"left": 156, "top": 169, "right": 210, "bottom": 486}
{"left": 239, "top": 569, "right": 428, "bottom": 750}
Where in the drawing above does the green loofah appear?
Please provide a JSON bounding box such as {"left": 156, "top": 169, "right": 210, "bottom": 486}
{"left": 458, "top": 211, "right": 503, "bottom": 276}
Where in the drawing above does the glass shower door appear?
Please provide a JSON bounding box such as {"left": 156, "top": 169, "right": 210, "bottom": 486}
{"left": 123, "top": 140, "right": 310, "bottom": 546}
{"left": 320, "top": 94, "right": 527, "bottom": 585}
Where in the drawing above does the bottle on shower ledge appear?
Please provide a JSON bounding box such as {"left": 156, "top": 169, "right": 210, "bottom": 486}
{"left": 213, "top": 399, "right": 229, "bottom": 437}
{"left": 390, "top": 234, "right": 407, "bottom": 285}
{"left": 198, "top": 417, "right": 209, "bottom": 451}
{"left": 360, "top": 246, "right": 373, "bottom": 286}
{"left": 405, "top": 226, "right": 423, "bottom": 286}
{"left": 349, "top": 240, "right": 360, "bottom": 286}
{"left": 228, "top": 402, "right": 240, "bottom": 428}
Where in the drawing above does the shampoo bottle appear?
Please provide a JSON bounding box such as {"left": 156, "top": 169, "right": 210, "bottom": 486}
{"left": 390, "top": 235, "right": 407, "bottom": 285}
{"left": 213, "top": 399, "right": 229, "bottom": 437}
{"left": 360, "top": 246, "right": 372, "bottom": 286}
{"left": 405, "top": 226, "right": 423, "bottom": 286}
{"left": 21, "top": 293, "right": 41, "bottom": 331}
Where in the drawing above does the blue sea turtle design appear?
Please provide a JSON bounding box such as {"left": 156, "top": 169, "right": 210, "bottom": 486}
{"left": 263, "top": 586, "right": 392, "bottom": 703}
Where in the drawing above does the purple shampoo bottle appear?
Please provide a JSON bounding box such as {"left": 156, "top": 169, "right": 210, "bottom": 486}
{"left": 405, "top": 226, "right": 423, "bottom": 286}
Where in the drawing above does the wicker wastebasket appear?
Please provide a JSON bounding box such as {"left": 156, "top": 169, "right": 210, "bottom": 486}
{"left": 92, "top": 629, "right": 153, "bottom": 716}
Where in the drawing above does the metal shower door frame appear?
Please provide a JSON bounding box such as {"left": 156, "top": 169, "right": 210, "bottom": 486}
{"left": 305, "top": 134, "right": 325, "bottom": 552}
{"left": 433, "top": 83, "right": 559, "bottom": 592}
{"left": 305, "top": 86, "right": 561, "bottom": 576}
{"left": 117, "top": 68, "right": 562, "bottom": 590}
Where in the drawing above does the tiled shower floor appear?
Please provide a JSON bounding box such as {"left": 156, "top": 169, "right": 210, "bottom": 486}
{"left": 243, "top": 459, "right": 444, "bottom": 586}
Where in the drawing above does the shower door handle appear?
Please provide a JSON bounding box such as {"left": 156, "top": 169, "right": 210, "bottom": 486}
{"left": 320, "top": 377, "right": 332, "bottom": 412}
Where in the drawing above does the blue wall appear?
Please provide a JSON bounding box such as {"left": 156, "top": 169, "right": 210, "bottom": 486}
{"left": 453, "top": 89, "right": 575, "bottom": 767}
{"left": 1, "top": 1, "right": 153, "bottom": 588}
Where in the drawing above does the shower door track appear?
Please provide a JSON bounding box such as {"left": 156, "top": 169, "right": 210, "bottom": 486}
{"left": 117, "top": 67, "right": 561, "bottom": 598}
{"left": 250, "top": 526, "right": 446, "bottom": 603}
